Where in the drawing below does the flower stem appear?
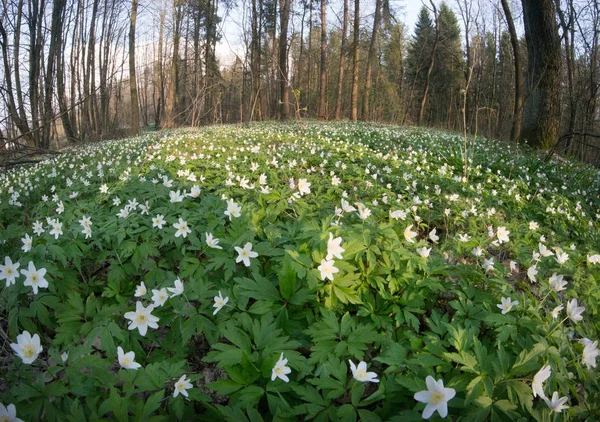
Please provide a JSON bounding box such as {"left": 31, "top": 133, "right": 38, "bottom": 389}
{"left": 546, "top": 317, "right": 569, "bottom": 337}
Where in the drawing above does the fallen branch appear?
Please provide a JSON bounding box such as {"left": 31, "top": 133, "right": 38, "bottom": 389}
{"left": 0, "top": 145, "right": 64, "bottom": 170}
{"left": 543, "top": 131, "right": 600, "bottom": 163}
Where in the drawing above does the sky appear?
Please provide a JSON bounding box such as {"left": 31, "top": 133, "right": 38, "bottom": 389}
{"left": 215, "top": 0, "right": 423, "bottom": 67}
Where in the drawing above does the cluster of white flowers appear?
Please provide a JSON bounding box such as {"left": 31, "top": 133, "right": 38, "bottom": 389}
{"left": 1, "top": 257, "right": 48, "bottom": 295}
{"left": 317, "top": 233, "right": 345, "bottom": 282}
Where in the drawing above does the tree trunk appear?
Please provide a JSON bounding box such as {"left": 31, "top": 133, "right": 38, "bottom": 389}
{"left": 98, "top": 1, "right": 112, "bottom": 134}
{"left": 418, "top": 1, "right": 438, "bottom": 126}
{"left": 70, "top": 0, "right": 82, "bottom": 137}
{"left": 335, "top": 0, "right": 348, "bottom": 120}
{"left": 42, "top": 0, "right": 68, "bottom": 148}
{"left": 519, "top": 0, "right": 561, "bottom": 149}
{"left": 0, "top": 20, "right": 35, "bottom": 145}
{"left": 555, "top": 0, "right": 575, "bottom": 153}
{"left": 270, "top": 0, "right": 278, "bottom": 119}
{"left": 307, "top": 0, "right": 313, "bottom": 115}
{"left": 318, "top": 0, "right": 327, "bottom": 119}
{"left": 362, "top": 0, "right": 381, "bottom": 120}
{"left": 28, "top": 0, "right": 45, "bottom": 146}
{"left": 250, "top": 0, "right": 262, "bottom": 121}
{"left": 204, "top": 0, "right": 214, "bottom": 124}
{"left": 456, "top": 0, "right": 472, "bottom": 130}
{"left": 83, "top": 0, "right": 98, "bottom": 136}
{"left": 500, "top": 0, "right": 523, "bottom": 142}
{"left": 297, "top": 0, "right": 306, "bottom": 116}
{"left": 279, "top": 0, "right": 291, "bottom": 120}
{"left": 351, "top": 0, "right": 359, "bottom": 121}
{"left": 154, "top": 2, "right": 166, "bottom": 129}
{"left": 13, "top": 0, "right": 29, "bottom": 135}
{"left": 129, "top": 0, "right": 140, "bottom": 134}
{"left": 56, "top": 6, "right": 77, "bottom": 144}
{"left": 167, "top": 0, "right": 182, "bottom": 127}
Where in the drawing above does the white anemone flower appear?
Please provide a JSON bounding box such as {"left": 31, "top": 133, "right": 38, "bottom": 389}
{"left": 414, "top": 376, "right": 456, "bottom": 419}
{"left": 349, "top": 360, "right": 379, "bottom": 383}
{"left": 123, "top": 301, "right": 159, "bottom": 336}
{"left": 117, "top": 346, "right": 142, "bottom": 370}
{"left": 271, "top": 353, "right": 292, "bottom": 382}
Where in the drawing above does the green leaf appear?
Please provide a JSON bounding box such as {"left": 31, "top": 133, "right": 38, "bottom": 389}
{"left": 132, "top": 241, "right": 160, "bottom": 268}
{"left": 505, "top": 380, "right": 533, "bottom": 410}
{"left": 510, "top": 343, "right": 546, "bottom": 376}
{"left": 337, "top": 404, "right": 357, "bottom": 422}
{"left": 291, "top": 385, "right": 328, "bottom": 407}
{"left": 142, "top": 390, "right": 165, "bottom": 417}
{"left": 408, "top": 353, "right": 445, "bottom": 368}
{"left": 465, "top": 375, "right": 485, "bottom": 406}
{"left": 357, "top": 409, "right": 383, "bottom": 422}
{"left": 120, "top": 240, "right": 138, "bottom": 259}
{"left": 394, "top": 375, "right": 424, "bottom": 393}
{"left": 231, "top": 386, "right": 264, "bottom": 408}
{"left": 100, "top": 326, "right": 116, "bottom": 356}
{"left": 246, "top": 406, "right": 265, "bottom": 422}
{"left": 222, "top": 321, "right": 253, "bottom": 354}
{"left": 236, "top": 275, "right": 281, "bottom": 302}
{"left": 494, "top": 399, "right": 518, "bottom": 413}
{"left": 48, "top": 244, "right": 68, "bottom": 266}
{"left": 204, "top": 343, "right": 244, "bottom": 367}
{"left": 207, "top": 379, "right": 244, "bottom": 395}
{"left": 279, "top": 255, "right": 297, "bottom": 300}
{"left": 100, "top": 387, "right": 128, "bottom": 422}
{"left": 351, "top": 382, "right": 365, "bottom": 407}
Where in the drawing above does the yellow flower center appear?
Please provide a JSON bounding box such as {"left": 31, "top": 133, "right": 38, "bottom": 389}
{"left": 430, "top": 392, "right": 444, "bottom": 404}
{"left": 356, "top": 369, "right": 367, "bottom": 380}
{"left": 136, "top": 314, "right": 147, "bottom": 324}
{"left": 275, "top": 367, "right": 283, "bottom": 375}
{"left": 22, "top": 344, "right": 35, "bottom": 359}
{"left": 121, "top": 357, "right": 132, "bottom": 366}
{"left": 31, "top": 274, "right": 38, "bottom": 283}
{"left": 6, "top": 268, "right": 12, "bottom": 276}
{"left": 1, "top": 415, "right": 11, "bottom": 422}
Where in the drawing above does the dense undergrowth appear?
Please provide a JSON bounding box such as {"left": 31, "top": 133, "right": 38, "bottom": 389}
{"left": 1, "top": 122, "right": 599, "bottom": 421}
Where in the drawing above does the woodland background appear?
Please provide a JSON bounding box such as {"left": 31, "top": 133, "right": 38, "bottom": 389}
{"left": 0, "top": 0, "right": 599, "bottom": 164}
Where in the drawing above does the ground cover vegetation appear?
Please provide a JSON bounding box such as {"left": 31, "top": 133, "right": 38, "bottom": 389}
{"left": 1, "top": 122, "right": 600, "bottom": 421}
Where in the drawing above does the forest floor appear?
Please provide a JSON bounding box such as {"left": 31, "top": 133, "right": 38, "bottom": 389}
{"left": 1, "top": 121, "right": 599, "bottom": 420}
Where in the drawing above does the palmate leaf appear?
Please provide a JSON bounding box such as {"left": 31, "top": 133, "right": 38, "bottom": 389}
{"left": 235, "top": 275, "right": 281, "bottom": 302}
{"left": 291, "top": 384, "right": 329, "bottom": 407}
{"left": 406, "top": 353, "right": 446, "bottom": 369}
{"left": 204, "top": 343, "right": 245, "bottom": 367}
{"left": 285, "top": 248, "right": 313, "bottom": 278}
{"left": 215, "top": 405, "right": 250, "bottom": 422}
{"left": 208, "top": 379, "right": 244, "bottom": 395}
{"left": 206, "top": 255, "right": 236, "bottom": 281}
{"left": 252, "top": 313, "right": 288, "bottom": 351}
{"left": 375, "top": 341, "right": 408, "bottom": 367}
{"left": 510, "top": 343, "right": 546, "bottom": 376}
{"left": 229, "top": 386, "right": 265, "bottom": 408}
{"left": 131, "top": 240, "right": 160, "bottom": 268}
{"left": 278, "top": 255, "right": 297, "bottom": 300}
{"left": 222, "top": 321, "right": 253, "bottom": 354}
{"left": 305, "top": 310, "right": 377, "bottom": 364}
